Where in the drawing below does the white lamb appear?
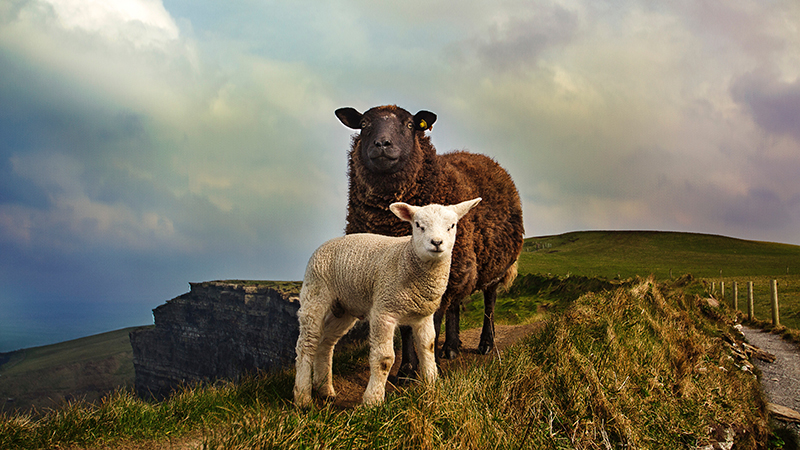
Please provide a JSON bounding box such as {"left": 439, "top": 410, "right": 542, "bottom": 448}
{"left": 293, "top": 197, "right": 482, "bottom": 406}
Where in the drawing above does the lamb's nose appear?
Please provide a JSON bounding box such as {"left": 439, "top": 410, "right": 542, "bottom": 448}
{"left": 431, "top": 239, "right": 443, "bottom": 249}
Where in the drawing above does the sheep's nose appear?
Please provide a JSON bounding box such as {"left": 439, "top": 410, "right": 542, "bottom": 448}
{"left": 374, "top": 138, "right": 392, "bottom": 148}
{"left": 431, "top": 239, "right": 443, "bottom": 249}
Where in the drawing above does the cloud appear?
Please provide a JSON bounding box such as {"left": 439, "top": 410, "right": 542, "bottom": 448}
{"left": 731, "top": 69, "right": 800, "bottom": 141}
{"left": 467, "top": 3, "right": 580, "bottom": 72}
{"left": 40, "top": 0, "right": 179, "bottom": 48}
{"left": 1, "top": 152, "right": 177, "bottom": 251}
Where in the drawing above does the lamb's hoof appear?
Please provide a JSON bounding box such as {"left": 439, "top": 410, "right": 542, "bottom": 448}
{"left": 441, "top": 346, "right": 460, "bottom": 360}
{"left": 478, "top": 341, "right": 494, "bottom": 355}
{"left": 293, "top": 393, "right": 312, "bottom": 408}
{"left": 318, "top": 385, "right": 337, "bottom": 399}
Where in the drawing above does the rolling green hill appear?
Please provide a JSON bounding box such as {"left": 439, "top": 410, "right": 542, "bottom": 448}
{"left": 518, "top": 230, "right": 798, "bottom": 279}
{"left": 0, "top": 326, "right": 150, "bottom": 414}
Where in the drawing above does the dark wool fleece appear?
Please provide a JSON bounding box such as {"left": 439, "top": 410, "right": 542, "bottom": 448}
{"left": 345, "top": 124, "right": 524, "bottom": 318}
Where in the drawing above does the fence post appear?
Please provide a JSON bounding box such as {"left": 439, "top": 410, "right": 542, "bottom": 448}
{"left": 747, "top": 281, "right": 754, "bottom": 321}
{"left": 733, "top": 282, "right": 738, "bottom": 311}
{"left": 771, "top": 279, "right": 780, "bottom": 327}
{"left": 721, "top": 281, "right": 725, "bottom": 299}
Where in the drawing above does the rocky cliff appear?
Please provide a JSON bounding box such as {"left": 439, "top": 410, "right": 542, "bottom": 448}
{"left": 130, "top": 281, "right": 301, "bottom": 399}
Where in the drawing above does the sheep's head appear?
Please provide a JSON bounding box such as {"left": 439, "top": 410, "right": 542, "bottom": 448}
{"left": 389, "top": 198, "right": 481, "bottom": 262}
{"left": 336, "top": 105, "right": 437, "bottom": 174}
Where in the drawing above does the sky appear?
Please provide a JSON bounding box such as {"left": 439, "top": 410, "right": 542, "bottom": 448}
{"left": 1, "top": 0, "right": 799, "bottom": 351}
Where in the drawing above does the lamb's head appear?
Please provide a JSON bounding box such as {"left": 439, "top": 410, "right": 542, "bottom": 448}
{"left": 335, "top": 105, "right": 437, "bottom": 174}
{"left": 389, "top": 198, "right": 481, "bottom": 262}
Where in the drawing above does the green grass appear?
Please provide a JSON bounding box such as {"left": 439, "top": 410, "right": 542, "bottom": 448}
{"left": 0, "top": 277, "right": 771, "bottom": 449}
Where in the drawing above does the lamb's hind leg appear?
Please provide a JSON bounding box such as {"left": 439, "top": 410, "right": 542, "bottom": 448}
{"left": 293, "top": 289, "right": 329, "bottom": 407}
{"left": 313, "top": 311, "right": 357, "bottom": 399}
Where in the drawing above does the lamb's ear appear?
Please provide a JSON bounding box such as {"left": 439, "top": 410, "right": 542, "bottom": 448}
{"left": 413, "top": 110, "right": 437, "bottom": 131}
{"left": 389, "top": 202, "right": 418, "bottom": 223}
{"left": 451, "top": 197, "right": 482, "bottom": 220}
{"left": 335, "top": 107, "right": 363, "bottom": 129}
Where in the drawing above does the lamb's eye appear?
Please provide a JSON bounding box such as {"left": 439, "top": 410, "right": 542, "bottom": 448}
{"left": 415, "top": 221, "right": 424, "bottom": 231}
{"left": 449, "top": 224, "right": 456, "bottom": 230}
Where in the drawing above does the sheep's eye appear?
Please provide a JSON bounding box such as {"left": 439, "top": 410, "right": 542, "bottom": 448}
{"left": 407, "top": 121, "right": 413, "bottom": 130}
{"left": 360, "top": 120, "right": 368, "bottom": 128}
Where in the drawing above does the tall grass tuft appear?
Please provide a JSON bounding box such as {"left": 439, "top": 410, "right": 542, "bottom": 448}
{"left": 1, "top": 276, "right": 770, "bottom": 449}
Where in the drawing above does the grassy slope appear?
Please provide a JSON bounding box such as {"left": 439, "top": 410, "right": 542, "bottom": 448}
{"left": 515, "top": 231, "right": 800, "bottom": 329}
{"left": 0, "top": 327, "right": 150, "bottom": 413}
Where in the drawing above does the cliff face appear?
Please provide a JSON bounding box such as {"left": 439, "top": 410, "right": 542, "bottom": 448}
{"left": 130, "top": 281, "right": 301, "bottom": 399}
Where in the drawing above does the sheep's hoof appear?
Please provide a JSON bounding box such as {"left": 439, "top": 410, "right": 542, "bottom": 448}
{"left": 440, "top": 346, "right": 460, "bottom": 360}
{"left": 478, "top": 341, "right": 494, "bottom": 355}
{"left": 394, "top": 363, "right": 418, "bottom": 385}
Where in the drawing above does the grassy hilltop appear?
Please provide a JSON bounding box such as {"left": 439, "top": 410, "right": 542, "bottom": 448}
{"left": 2, "top": 230, "right": 799, "bottom": 449}
{"left": 518, "top": 230, "right": 798, "bottom": 279}
{"left": 514, "top": 231, "right": 800, "bottom": 329}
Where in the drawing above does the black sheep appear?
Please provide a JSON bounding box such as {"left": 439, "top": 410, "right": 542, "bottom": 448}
{"left": 336, "top": 104, "right": 524, "bottom": 378}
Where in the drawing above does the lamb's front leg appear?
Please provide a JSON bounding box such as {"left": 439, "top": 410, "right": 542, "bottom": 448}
{"left": 363, "top": 316, "right": 397, "bottom": 406}
{"left": 412, "top": 316, "right": 438, "bottom": 384}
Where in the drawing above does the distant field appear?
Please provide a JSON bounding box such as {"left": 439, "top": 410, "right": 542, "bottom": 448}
{"left": 515, "top": 230, "right": 800, "bottom": 329}
{"left": 0, "top": 326, "right": 150, "bottom": 413}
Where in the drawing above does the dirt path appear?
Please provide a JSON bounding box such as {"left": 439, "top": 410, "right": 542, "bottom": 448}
{"left": 740, "top": 325, "right": 800, "bottom": 433}
{"left": 330, "top": 323, "right": 541, "bottom": 408}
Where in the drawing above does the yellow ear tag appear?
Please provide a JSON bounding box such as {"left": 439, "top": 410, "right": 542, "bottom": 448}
{"left": 419, "top": 119, "right": 427, "bottom": 129}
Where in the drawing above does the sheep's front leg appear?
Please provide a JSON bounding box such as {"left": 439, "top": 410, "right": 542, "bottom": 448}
{"left": 314, "top": 312, "right": 358, "bottom": 399}
{"left": 441, "top": 298, "right": 462, "bottom": 360}
{"left": 412, "top": 316, "right": 438, "bottom": 384}
{"left": 396, "top": 325, "right": 419, "bottom": 383}
{"left": 363, "top": 315, "right": 397, "bottom": 406}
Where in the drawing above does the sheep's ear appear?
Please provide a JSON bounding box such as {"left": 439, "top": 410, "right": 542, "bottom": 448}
{"left": 413, "top": 110, "right": 437, "bottom": 131}
{"left": 451, "top": 197, "right": 481, "bottom": 220}
{"left": 389, "top": 202, "right": 417, "bottom": 222}
{"left": 335, "top": 107, "right": 363, "bottom": 129}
